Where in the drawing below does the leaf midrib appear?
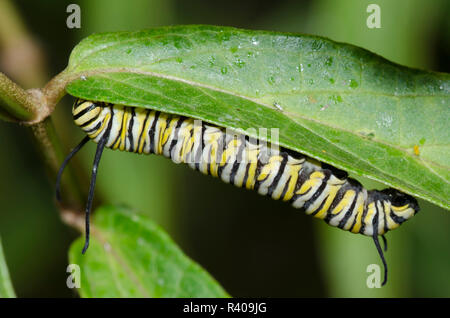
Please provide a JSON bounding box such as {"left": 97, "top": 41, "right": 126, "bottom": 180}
{"left": 71, "top": 46, "right": 447, "bottom": 100}
{"left": 90, "top": 224, "right": 151, "bottom": 297}
{"left": 66, "top": 68, "right": 449, "bottom": 207}
{"left": 70, "top": 67, "right": 447, "bottom": 171}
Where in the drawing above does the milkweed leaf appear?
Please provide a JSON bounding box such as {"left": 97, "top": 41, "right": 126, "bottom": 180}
{"left": 68, "top": 205, "right": 229, "bottom": 298}
{"left": 64, "top": 25, "right": 450, "bottom": 209}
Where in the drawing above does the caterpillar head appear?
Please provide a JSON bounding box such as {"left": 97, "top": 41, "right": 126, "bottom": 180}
{"left": 381, "top": 188, "right": 420, "bottom": 222}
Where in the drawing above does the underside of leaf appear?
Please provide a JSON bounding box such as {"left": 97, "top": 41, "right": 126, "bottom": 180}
{"left": 63, "top": 25, "right": 449, "bottom": 209}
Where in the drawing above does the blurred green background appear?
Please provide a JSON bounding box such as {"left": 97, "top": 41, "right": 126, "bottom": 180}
{"left": 0, "top": 0, "right": 448, "bottom": 297}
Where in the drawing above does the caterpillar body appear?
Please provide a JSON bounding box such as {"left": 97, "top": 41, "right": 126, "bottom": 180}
{"left": 57, "top": 98, "right": 420, "bottom": 286}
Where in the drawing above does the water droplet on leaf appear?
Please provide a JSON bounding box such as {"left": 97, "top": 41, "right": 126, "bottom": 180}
{"left": 234, "top": 59, "right": 245, "bottom": 68}
{"left": 349, "top": 79, "right": 358, "bottom": 88}
{"left": 273, "top": 102, "right": 283, "bottom": 111}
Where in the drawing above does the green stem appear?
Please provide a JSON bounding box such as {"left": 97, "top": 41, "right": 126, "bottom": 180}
{"left": 0, "top": 236, "right": 16, "bottom": 298}
{"left": 0, "top": 0, "right": 27, "bottom": 46}
{"left": 0, "top": 0, "right": 85, "bottom": 226}
{"left": 30, "top": 118, "right": 85, "bottom": 210}
{"left": 0, "top": 72, "right": 37, "bottom": 121}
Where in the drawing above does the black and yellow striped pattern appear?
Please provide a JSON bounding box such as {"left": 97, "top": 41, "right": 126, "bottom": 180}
{"left": 73, "top": 99, "right": 419, "bottom": 237}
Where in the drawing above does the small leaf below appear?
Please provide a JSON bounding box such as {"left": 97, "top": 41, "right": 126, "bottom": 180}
{"left": 68, "top": 205, "right": 229, "bottom": 298}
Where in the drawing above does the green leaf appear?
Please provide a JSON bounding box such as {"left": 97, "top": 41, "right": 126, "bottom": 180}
{"left": 68, "top": 205, "right": 229, "bottom": 298}
{"left": 0, "top": 236, "right": 16, "bottom": 298}
{"left": 64, "top": 25, "right": 450, "bottom": 209}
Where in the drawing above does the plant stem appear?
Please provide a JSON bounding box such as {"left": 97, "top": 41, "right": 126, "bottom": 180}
{"left": 41, "top": 69, "right": 71, "bottom": 117}
{"left": 0, "top": 0, "right": 47, "bottom": 88}
{"left": 0, "top": 236, "right": 16, "bottom": 298}
{"left": 30, "top": 118, "right": 85, "bottom": 211}
{"left": 0, "top": 72, "right": 37, "bottom": 121}
{"left": 0, "top": 1, "right": 85, "bottom": 217}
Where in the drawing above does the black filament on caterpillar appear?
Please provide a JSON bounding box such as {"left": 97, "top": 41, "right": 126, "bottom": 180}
{"left": 56, "top": 99, "right": 420, "bottom": 286}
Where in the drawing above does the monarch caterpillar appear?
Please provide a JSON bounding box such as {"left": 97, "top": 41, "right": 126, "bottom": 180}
{"left": 56, "top": 98, "right": 420, "bottom": 286}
